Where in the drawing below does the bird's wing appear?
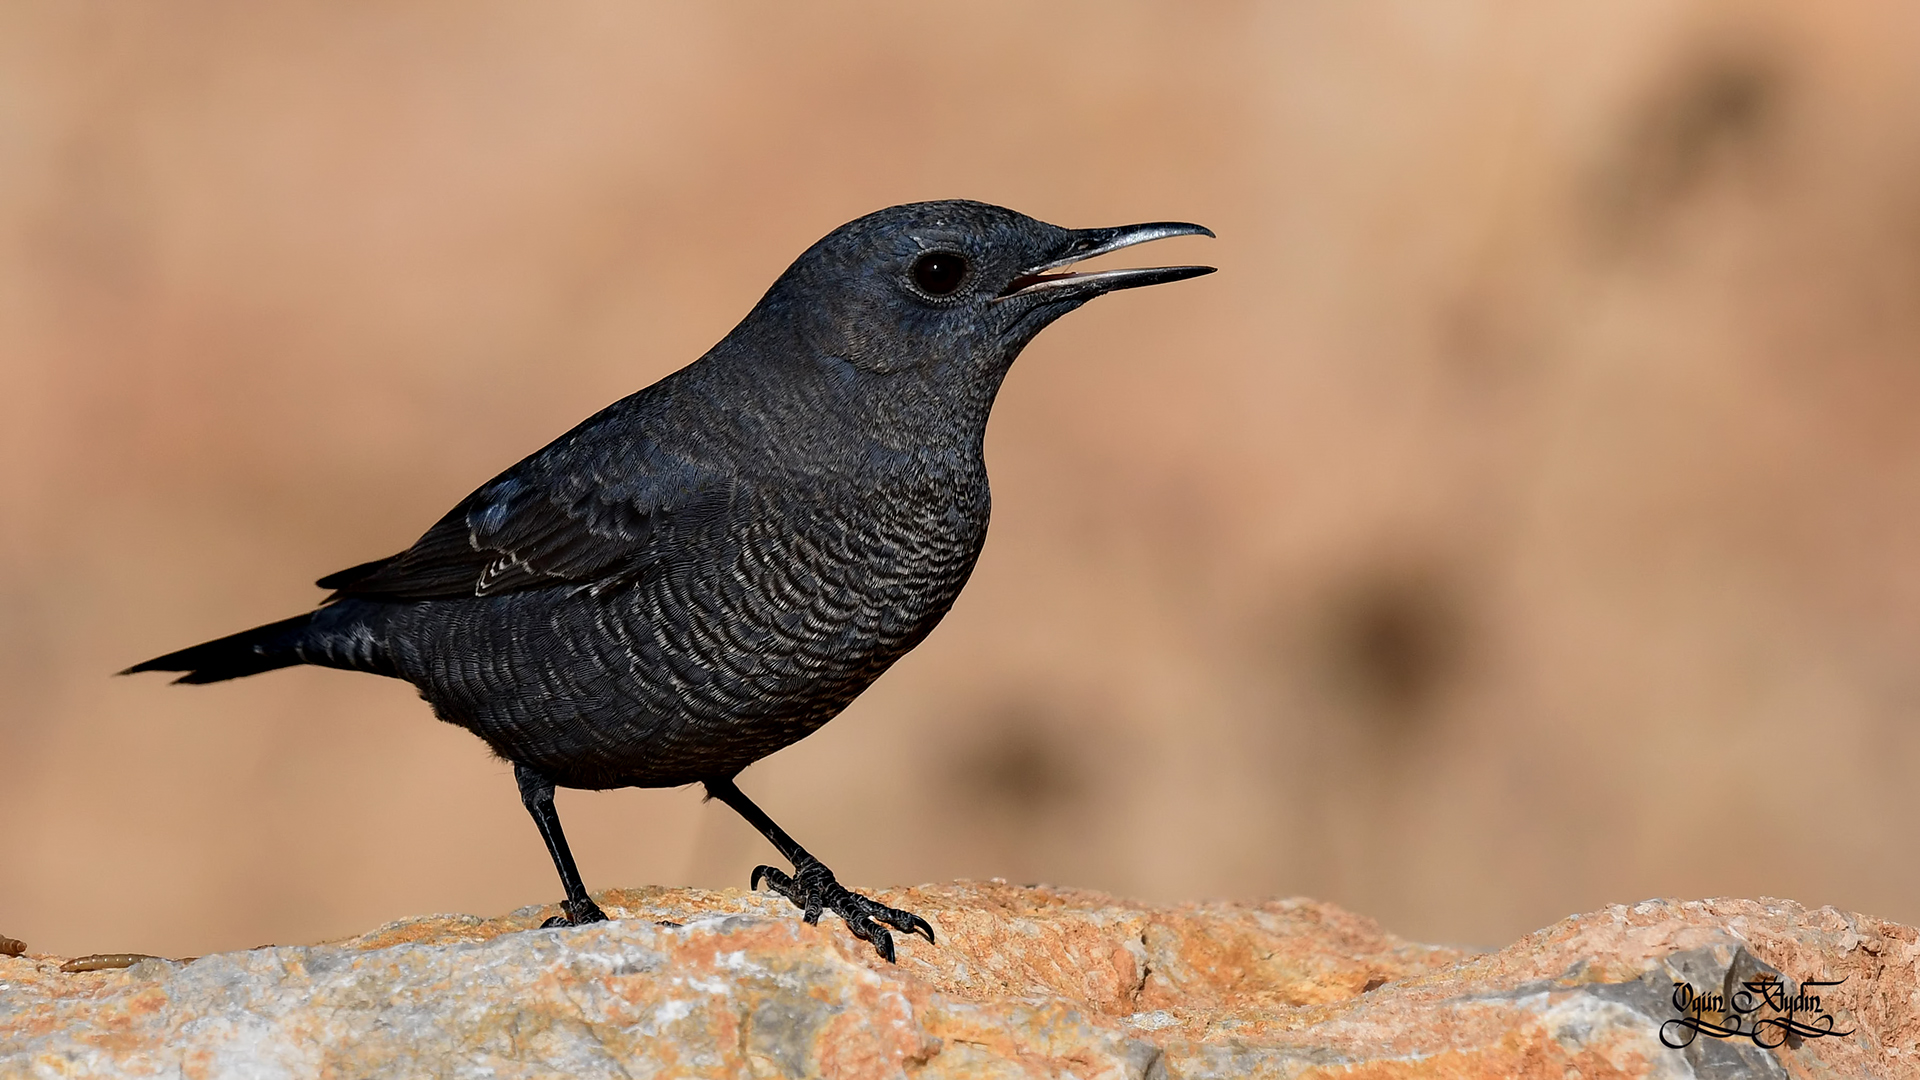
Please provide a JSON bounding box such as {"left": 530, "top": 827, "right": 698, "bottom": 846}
{"left": 317, "top": 433, "right": 733, "bottom": 602}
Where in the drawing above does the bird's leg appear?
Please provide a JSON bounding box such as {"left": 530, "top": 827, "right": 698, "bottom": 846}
{"left": 703, "top": 776, "right": 934, "bottom": 963}
{"left": 514, "top": 762, "right": 609, "bottom": 928}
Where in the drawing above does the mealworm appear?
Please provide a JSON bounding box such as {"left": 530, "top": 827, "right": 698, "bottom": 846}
{"left": 60, "top": 953, "right": 161, "bottom": 973}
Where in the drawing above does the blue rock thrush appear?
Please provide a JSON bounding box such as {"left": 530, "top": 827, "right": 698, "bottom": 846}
{"left": 127, "top": 200, "right": 1214, "bottom": 961}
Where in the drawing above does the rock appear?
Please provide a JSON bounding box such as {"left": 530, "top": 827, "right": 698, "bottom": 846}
{"left": 2, "top": 883, "right": 1913, "bottom": 1078}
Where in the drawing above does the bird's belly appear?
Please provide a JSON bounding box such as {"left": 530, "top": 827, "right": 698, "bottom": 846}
{"left": 401, "top": 503, "right": 986, "bottom": 788}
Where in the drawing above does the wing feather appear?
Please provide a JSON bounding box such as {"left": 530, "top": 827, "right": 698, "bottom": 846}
{"left": 318, "top": 423, "right": 733, "bottom": 602}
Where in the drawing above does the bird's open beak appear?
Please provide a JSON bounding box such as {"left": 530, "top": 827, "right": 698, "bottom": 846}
{"left": 997, "top": 222, "right": 1216, "bottom": 302}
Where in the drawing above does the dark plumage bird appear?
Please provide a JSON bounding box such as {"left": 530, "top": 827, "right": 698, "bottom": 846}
{"left": 127, "top": 200, "right": 1213, "bottom": 961}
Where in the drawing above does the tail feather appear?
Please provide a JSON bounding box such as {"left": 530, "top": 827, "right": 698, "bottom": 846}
{"left": 122, "top": 613, "right": 317, "bottom": 684}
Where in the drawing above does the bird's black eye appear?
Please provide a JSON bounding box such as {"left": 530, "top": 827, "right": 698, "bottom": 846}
{"left": 911, "top": 252, "right": 969, "bottom": 297}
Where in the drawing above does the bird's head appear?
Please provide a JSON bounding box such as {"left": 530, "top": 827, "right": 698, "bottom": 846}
{"left": 741, "top": 200, "right": 1213, "bottom": 407}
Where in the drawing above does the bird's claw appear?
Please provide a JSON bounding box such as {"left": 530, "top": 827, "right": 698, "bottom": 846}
{"left": 539, "top": 897, "right": 609, "bottom": 929}
{"left": 750, "top": 858, "right": 935, "bottom": 963}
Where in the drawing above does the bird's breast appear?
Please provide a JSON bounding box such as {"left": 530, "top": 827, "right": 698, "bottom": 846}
{"left": 609, "top": 467, "right": 988, "bottom": 718}
{"left": 723, "top": 472, "right": 988, "bottom": 651}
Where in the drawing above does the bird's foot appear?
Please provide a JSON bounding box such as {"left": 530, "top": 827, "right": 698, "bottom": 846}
{"left": 539, "top": 897, "right": 609, "bottom": 929}
{"left": 751, "top": 857, "right": 935, "bottom": 963}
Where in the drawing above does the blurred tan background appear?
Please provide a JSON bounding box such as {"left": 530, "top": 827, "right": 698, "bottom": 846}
{"left": 5, "top": 1, "right": 1920, "bottom": 960}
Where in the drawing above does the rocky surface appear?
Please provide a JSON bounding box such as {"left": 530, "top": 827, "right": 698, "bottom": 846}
{"left": 3, "top": 883, "right": 1914, "bottom": 1078}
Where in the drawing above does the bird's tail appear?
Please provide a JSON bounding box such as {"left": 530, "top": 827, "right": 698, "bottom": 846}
{"left": 122, "top": 612, "right": 319, "bottom": 684}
